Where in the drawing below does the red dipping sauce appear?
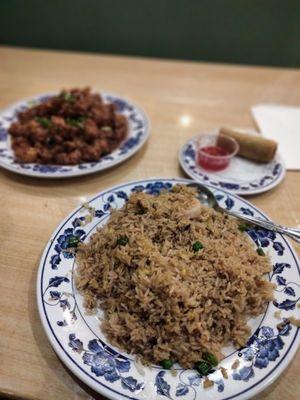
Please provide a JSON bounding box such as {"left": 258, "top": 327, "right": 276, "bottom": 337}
{"left": 197, "top": 145, "right": 231, "bottom": 171}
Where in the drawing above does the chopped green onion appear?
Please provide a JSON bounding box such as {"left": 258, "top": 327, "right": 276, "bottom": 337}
{"left": 238, "top": 223, "right": 249, "bottom": 232}
{"left": 238, "top": 223, "right": 254, "bottom": 231}
{"left": 27, "top": 100, "right": 38, "bottom": 107}
{"left": 66, "top": 118, "right": 77, "bottom": 127}
{"left": 194, "top": 360, "right": 212, "bottom": 375}
{"left": 135, "top": 200, "right": 147, "bottom": 215}
{"left": 68, "top": 236, "right": 80, "bottom": 248}
{"left": 101, "top": 126, "right": 112, "bottom": 131}
{"left": 137, "top": 210, "right": 145, "bottom": 215}
{"left": 117, "top": 236, "right": 129, "bottom": 246}
{"left": 160, "top": 359, "right": 173, "bottom": 369}
{"left": 193, "top": 241, "right": 204, "bottom": 252}
{"left": 136, "top": 205, "right": 146, "bottom": 215}
{"left": 66, "top": 117, "right": 86, "bottom": 128}
{"left": 62, "top": 92, "right": 76, "bottom": 103}
{"left": 35, "top": 116, "right": 52, "bottom": 129}
{"left": 203, "top": 352, "right": 218, "bottom": 367}
{"left": 257, "top": 247, "right": 265, "bottom": 256}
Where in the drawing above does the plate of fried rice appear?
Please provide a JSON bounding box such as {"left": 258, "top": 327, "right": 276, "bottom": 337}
{"left": 37, "top": 178, "right": 300, "bottom": 400}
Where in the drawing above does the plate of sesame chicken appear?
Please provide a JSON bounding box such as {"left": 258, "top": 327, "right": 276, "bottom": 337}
{"left": 0, "top": 87, "right": 150, "bottom": 178}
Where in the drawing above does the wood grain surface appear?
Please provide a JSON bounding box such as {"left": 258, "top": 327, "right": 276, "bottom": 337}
{"left": 0, "top": 46, "right": 299, "bottom": 400}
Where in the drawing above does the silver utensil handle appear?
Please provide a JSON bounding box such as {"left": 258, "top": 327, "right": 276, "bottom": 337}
{"left": 226, "top": 209, "right": 300, "bottom": 244}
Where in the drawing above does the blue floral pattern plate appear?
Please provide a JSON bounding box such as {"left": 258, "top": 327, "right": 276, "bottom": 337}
{"left": 37, "top": 178, "right": 300, "bottom": 400}
{"left": 179, "top": 132, "right": 285, "bottom": 195}
{"left": 0, "top": 92, "right": 150, "bottom": 178}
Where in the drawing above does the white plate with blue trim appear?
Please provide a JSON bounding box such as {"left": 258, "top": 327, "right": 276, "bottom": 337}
{"left": 179, "top": 131, "right": 285, "bottom": 195}
{"left": 0, "top": 92, "right": 150, "bottom": 178}
{"left": 37, "top": 178, "right": 299, "bottom": 400}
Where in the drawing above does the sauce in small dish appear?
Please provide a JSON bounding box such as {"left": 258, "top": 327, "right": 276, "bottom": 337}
{"left": 197, "top": 134, "right": 239, "bottom": 171}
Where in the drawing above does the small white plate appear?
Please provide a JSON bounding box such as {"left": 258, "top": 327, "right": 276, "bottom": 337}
{"left": 37, "top": 178, "right": 300, "bottom": 400}
{"left": 0, "top": 92, "right": 150, "bottom": 178}
{"left": 179, "top": 131, "right": 285, "bottom": 195}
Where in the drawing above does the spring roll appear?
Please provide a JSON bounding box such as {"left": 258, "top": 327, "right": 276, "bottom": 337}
{"left": 219, "top": 127, "right": 277, "bottom": 163}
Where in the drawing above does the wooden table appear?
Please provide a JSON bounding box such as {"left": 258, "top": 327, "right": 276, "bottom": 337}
{"left": 0, "top": 46, "right": 299, "bottom": 400}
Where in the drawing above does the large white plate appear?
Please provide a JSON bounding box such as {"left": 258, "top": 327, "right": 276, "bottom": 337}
{"left": 0, "top": 92, "right": 150, "bottom": 178}
{"left": 179, "top": 133, "right": 285, "bottom": 195}
{"left": 37, "top": 178, "right": 300, "bottom": 400}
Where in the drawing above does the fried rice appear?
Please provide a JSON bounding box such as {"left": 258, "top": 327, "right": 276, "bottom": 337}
{"left": 75, "top": 185, "right": 274, "bottom": 368}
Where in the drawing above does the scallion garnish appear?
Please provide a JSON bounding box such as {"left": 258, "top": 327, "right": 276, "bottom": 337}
{"left": 66, "top": 116, "right": 86, "bottom": 128}
{"left": 203, "top": 352, "right": 218, "bottom": 367}
{"left": 101, "top": 126, "right": 112, "bottom": 132}
{"left": 238, "top": 223, "right": 248, "bottom": 232}
{"left": 194, "top": 360, "right": 212, "bottom": 375}
{"left": 257, "top": 247, "right": 265, "bottom": 256}
{"left": 193, "top": 241, "right": 204, "bottom": 252}
{"left": 35, "top": 116, "right": 52, "bottom": 129}
{"left": 68, "top": 236, "right": 80, "bottom": 248}
{"left": 117, "top": 236, "right": 129, "bottom": 246}
{"left": 62, "top": 92, "right": 76, "bottom": 103}
{"left": 160, "top": 359, "right": 173, "bottom": 369}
